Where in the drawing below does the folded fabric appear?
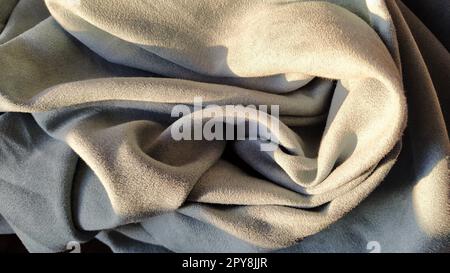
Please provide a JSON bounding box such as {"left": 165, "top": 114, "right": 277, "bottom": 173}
{"left": 0, "top": 0, "right": 448, "bottom": 253}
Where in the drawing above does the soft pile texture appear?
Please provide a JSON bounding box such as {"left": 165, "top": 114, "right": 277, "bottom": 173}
{"left": 0, "top": 0, "right": 448, "bottom": 253}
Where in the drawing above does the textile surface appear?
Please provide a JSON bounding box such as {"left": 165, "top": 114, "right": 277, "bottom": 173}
{"left": 0, "top": 0, "right": 448, "bottom": 253}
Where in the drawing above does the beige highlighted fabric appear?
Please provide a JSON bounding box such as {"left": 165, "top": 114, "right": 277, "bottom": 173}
{"left": 0, "top": 0, "right": 448, "bottom": 252}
